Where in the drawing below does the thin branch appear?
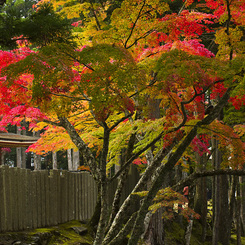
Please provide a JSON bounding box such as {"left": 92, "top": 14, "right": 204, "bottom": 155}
{"left": 129, "top": 72, "right": 158, "bottom": 98}
{"left": 43, "top": 118, "right": 63, "bottom": 127}
{"left": 126, "top": 29, "right": 155, "bottom": 49}
{"left": 199, "top": 125, "right": 241, "bottom": 140}
{"left": 61, "top": 49, "right": 95, "bottom": 71}
{"left": 50, "top": 92, "right": 88, "bottom": 101}
{"left": 90, "top": 1, "right": 101, "bottom": 30}
{"left": 124, "top": 0, "right": 146, "bottom": 49}
{"left": 175, "top": 79, "right": 225, "bottom": 130}
{"left": 108, "top": 112, "right": 134, "bottom": 132}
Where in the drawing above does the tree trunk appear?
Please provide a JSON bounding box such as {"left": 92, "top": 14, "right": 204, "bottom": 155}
{"left": 236, "top": 177, "right": 242, "bottom": 245}
{"left": 143, "top": 209, "right": 165, "bottom": 245}
{"left": 194, "top": 153, "right": 207, "bottom": 242}
{"left": 185, "top": 216, "right": 193, "bottom": 245}
{"left": 241, "top": 172, "right": 245, "bottom": 236}
{"left": 88, "top": 186, "right": 101, "bottom": 234}
{"left": 73, "top": 149, "right": 80, "bottom": 170}
{"left": 67, "top": 149, "right": 72, "bottom": 170}
{"left": 33, "top": 131, "right": 41, "bottom": 170}
{"left": 229, "top": 176, "right": 237, "bottom": 240}
{"left": 212, "top": 138, "right": 230, "bottom": 245}
{"left": 52, "top": 152, "right": 57, "bottom": 170}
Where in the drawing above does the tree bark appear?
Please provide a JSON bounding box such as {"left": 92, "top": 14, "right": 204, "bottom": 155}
{"left": 52, "top": 152, "right": 57, "bottom": 170}
{"left": 73, "top": 149, "right": 80, "bottom": 170}
{"left": 236, "top": 177, "right": 242, "bottom": 245}
{"left": 185, "top": 217, "right": 193, "bottom": 245}
{"left": 212, "top": 138, "right": 230, "bottom": 245}
{"left": 67, "top": 149, "right": 72, "bottom": 170}
{"left": 194, "top": 153, "right": 207, "bottom": 242}
{"left": 127, "top": 89, "right": 231, "bottom": 245}
{"left": 103, "top": 138, "right": 178, "bottom": 245}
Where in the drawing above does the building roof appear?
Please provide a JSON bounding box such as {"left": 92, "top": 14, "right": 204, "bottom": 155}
{"left": 0, "top": 133, "right": 39, "bottom": 147}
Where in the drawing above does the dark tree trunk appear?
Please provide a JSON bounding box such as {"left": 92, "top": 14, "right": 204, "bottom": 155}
{"left": 194, "top": 153, "right": 207, "bottom": 242}
{"left": 143, "top": 209, "right": 165, "bottom": 245}
{"left": 212, "top": 138, "right": 230, "bottom": 245}
{"left": 241, "top": 173, "right": 245, "bottom": 236}
{"left": 88, "top": 187, "right": 101, "bottom": 234}
{"left": 236, "top": 177, "right": 242, "bottom": 245}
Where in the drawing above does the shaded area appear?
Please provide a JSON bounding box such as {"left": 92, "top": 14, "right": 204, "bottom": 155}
{"left": 0, "top": 220, "right": 92, "bottom": 245}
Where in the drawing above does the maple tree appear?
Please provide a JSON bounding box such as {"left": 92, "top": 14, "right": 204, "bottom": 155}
{"left": 0, "top": 0, "right": 245, "bottom": 244}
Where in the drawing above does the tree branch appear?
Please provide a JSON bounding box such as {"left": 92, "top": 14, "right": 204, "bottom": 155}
{"left": 108, "top": 112, "right": 134, "bottom": 132}
{"left": 124, "top": 0, "right": 146, "bottom": 49}
{"left": 173, "top": 169, "right": 245, "bottom": 192}
{"left": 58, "top": 117, "right": 99, "bottom": 181}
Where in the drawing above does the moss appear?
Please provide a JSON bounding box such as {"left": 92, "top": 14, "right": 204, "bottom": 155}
{"left": 0, "top": 220, "right": 93, "bottom": 245}
{"left": 165, "top": 221, "right": 185, "bottom": 244}
{"left": 163, "top": 219, "right": 245, "bottom": 245}
{"left": 230, "top": 234, "right": 245, "bottom": 245}
{"left": 32, "top": 220, "right": 93, "bottom": 245}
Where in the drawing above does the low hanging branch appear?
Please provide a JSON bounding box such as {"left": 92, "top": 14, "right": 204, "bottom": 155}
{"left": 173, "top": 169, "right": 245, "bottom": 192}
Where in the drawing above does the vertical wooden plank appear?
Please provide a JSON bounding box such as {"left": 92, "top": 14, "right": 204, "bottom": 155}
{"left": 40, "top": 171, "right": 47, "bottom": 227}
{"left": 75, "top": 173, "right": 79, "bottom": 220}
{"left": 8, "top": 167, "right": 15, "bottom": 231}
{"left": 90, "top": 175, "right": 94, "bottom": 216}
{"left": 36, "top": 170, "right": 42, "bottom": 228}
{"left": 32, "top": 171, "right": 38, "bottom": 229}
{"left": 26, "top": 169, "right": 32, "bottom": 230}
{"left": 87, "top": 174, "right": 92, "bottom": 219}
{"left": 52, "top": 170, "right": 58, "bottom": 225}
{"left": 56, "top": 169, "right": 60, "bottom": 224}
{"left": 78, "top": 173, "right": 82, "bottom": 221}
{"left": 81, "top": 172, "right": 86, "bottom": 221}
{"left": 19, "top": 168, "right": 25, "bottom": 230}
{"left": 45, "top": 171, "right": 50, "bottom": 227}
{"left": 0, "top": 166, "right": 6, "bottom": 232}
{"left": 94, "top": 177, "right": 97, "bottom": 215}
{"left": 64, "top": 171, "right": 69, "bottom": 222}
{"left": 22, "top": 168, "right": 28, "bottom": 230}
{"left": 68, "top": 172, "right": 75, "bottom": 221}
{"left": 60, "top": 170, "right": 67, "bottom": 223}
{"left": 14, "top": 168, "right": 19, "bottom": 231}
{"left": 84, "top": 173, "right": 89, "bottom": 220}
{"left": 49, "top": 171, "right": 54, "bottom": 226}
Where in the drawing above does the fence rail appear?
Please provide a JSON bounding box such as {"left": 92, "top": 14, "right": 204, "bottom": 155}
{"left": 0, "top": 166, "right": 97, "bottom": 232}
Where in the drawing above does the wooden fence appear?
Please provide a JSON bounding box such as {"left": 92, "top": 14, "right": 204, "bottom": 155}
{"left": 0, "top": 165, "right": 139, "bottom": 232}
{"left": 0, "top": 166, "right": 97, "bottom": 232}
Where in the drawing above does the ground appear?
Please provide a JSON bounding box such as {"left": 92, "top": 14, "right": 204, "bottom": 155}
{"left": 0, "top": 220, "right": 93, "bottom": 245}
